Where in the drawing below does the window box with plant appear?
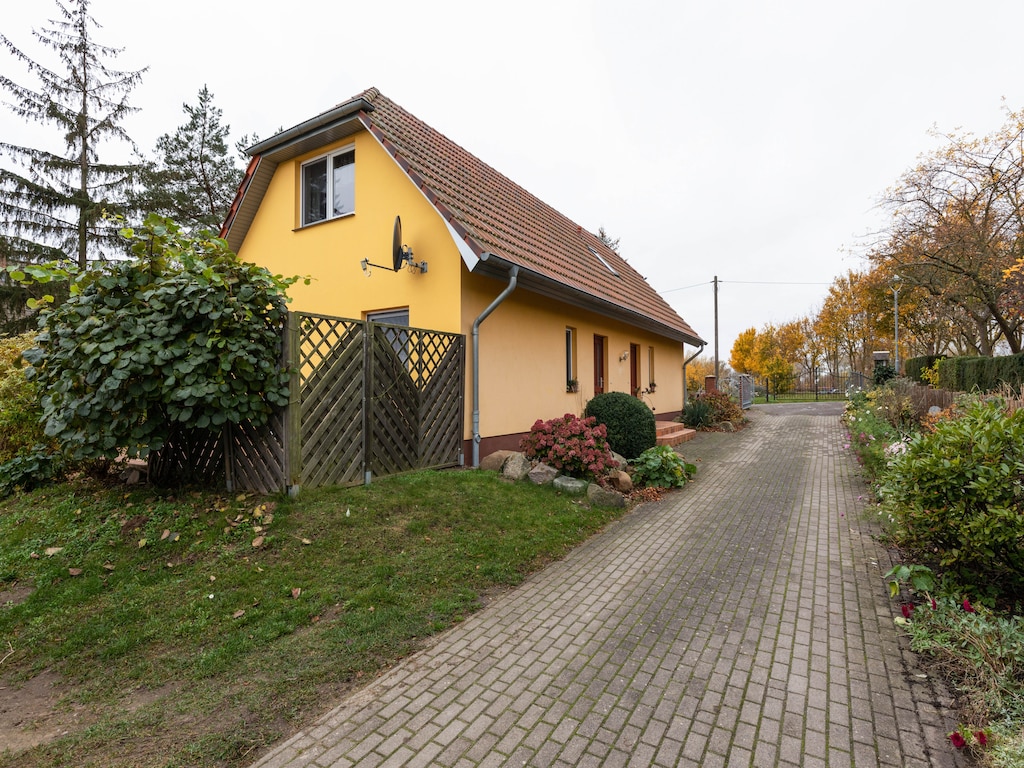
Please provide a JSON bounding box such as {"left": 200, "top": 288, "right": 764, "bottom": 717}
{"left": 566, "top": 378, "right": 579, "bottom": 393}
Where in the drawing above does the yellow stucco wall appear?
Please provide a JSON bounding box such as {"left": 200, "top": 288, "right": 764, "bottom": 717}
{"left": 235, "top": 125, "right": 686, "bottom": 443}
{"left": 463, "top": 270, "right": 684, "bottom": 439}
{"left": 236, "top": 131, "right": 463, "bottom": 332}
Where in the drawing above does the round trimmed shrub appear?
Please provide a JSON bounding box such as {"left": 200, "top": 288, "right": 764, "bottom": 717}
{"left": 584, "top": 391, "right": 656, "bottom": 459}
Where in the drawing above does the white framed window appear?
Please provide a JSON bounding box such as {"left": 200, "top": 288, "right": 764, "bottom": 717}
{"left": 301, "top": 146, "right": 355, "bottom": 226}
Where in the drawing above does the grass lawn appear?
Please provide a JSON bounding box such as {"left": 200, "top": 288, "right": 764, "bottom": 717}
{"left": 0, "top": 469, "right": 631, "bottom": 767}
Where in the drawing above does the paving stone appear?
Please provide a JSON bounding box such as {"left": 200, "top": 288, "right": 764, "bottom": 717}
{"left": 246, "top": 404, "right": 966, "bottom": 768}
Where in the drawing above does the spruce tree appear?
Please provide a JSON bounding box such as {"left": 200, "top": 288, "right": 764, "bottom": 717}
{"left": 0, "top": 0, "right": 146, "bottom": 270}
{"left": 135, "top": 86, "right": 244, "bottom": 232}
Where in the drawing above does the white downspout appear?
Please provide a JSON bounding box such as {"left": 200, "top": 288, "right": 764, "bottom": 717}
{"left": 472, "top": 260, "right": 519, "bottom": 468}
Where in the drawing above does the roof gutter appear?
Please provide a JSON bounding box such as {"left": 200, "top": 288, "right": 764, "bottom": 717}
{"left": 246, "top": 95, "right": 375, "bottom": 157}
{"left": 471, "top": 252, "right": 704, "bottom": 347}
{"left": 472, "top": 255, "right": 519, "bottom": 468}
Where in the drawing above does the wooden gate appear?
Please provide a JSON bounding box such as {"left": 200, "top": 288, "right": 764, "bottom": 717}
{"left": 155, "top": 312, "right": 464, "bottom": 494}
{"left": 283, "top": 311, "right": 464, "bottom": 491}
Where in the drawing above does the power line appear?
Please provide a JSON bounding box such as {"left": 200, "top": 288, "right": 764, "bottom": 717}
{"left": 725, "top": 280, "right": 832, "bottom": 286}
{"left": 661, "top": 278, "right": 830, "bottom": 293}
{"left": 661, "top": 280, "right": 711, "bottom": 294}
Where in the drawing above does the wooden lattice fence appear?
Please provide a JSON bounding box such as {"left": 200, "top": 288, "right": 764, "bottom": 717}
{"left": 152, "top": 312, "right": 465, "bottom": 493}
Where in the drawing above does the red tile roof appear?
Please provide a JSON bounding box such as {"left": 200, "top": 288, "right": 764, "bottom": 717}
{"left": 224, "top": 88, "right": 704, "bottom": 345}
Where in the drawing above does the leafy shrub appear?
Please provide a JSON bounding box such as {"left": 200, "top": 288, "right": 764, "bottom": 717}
{"left": 878, "top": 398, "right": 1024, "bottom": 597}
{"left": 868, "top": 383, "right": 916, "bottom": 431}
{"left": 700, "top": 391, "right": 743, "bottom": 423}
{"left": 21, "top": 215, "right": 300, "bottom": 460}
{"left": 630, "top": 445, "right": 696, "bottom": 489}
{"left": 842, "top": 393, "right": 901, "bottom": 481}
{"left": 520, "top": 414, "right": 617, "bottom": 481}
{"left": 905, "top": 355, "right": 946, "bottom": 384}
{"left": 0, "top": 445, "right": 65, "bottom": 498}
{"left": 683, "top": 391, "right": 742, "bottom": 429}
{"left": 681, "top": 398, "right": 712, "bottom": 428}
{"left": 873, "top": 362, "right": 897, "bottom": 385}
{"left": 584, "top": 391, "right": 655, "bottom": 459}
{"left": 0, "top": 332, "right": 50, "bottom": 463}
{"left": 905, "top": 597, "right": 1024, "bottom": 744}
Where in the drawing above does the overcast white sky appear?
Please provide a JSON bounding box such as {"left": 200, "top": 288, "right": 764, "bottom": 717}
{"left": 5, "top": 0, "right": 1024, "bottom": 359}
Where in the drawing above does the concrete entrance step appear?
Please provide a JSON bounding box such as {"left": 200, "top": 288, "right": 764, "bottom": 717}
{"left": 655, "top": 420, "right": 696, "bottom": 447}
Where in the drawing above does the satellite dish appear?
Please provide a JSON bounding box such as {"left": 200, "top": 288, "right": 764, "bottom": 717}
{"left": 392, "top": 216, "right": 404, "bottom": 271}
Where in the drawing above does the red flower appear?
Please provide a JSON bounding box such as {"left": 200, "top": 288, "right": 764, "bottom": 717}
{"left": 930, "top": 597, "right": 937, "bottom": 610}
{"left": 962, "top": 598, "right": 976, "bottom": 613}
{"left": 900, "top": 604, "right": 913, "bottom": 619}
{"left": 975, "top": 731, "right": 988, "bottom": 747}
{"left": 950, "top": 732, "right": 966, "bottom": 749}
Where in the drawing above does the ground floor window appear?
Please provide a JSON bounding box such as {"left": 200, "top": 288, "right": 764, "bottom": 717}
{"left": 565, "top": 327, "right": 578, "bottom": 391}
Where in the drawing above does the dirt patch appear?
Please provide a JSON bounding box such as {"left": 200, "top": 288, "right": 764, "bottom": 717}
{"left": 0, "top": 670, "right": 87, "bottom": 754}
{"left": 0, "top": 583, "right": 33, "bottom": 607}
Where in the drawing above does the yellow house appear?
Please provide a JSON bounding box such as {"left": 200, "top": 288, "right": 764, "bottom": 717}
{"left": 222, "top": 88, "right": 704, "bottom": 466}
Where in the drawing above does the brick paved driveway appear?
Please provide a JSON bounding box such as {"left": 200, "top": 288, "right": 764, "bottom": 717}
{"left": 250, "top": 403, "right": 963, "bottom": 767}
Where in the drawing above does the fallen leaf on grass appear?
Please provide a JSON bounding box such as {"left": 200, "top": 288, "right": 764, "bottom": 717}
{"left": 160, "top": 529, "right": 170, "bottom": 540}
{"left": 232, "top": 610, "right": 246, "bottom": 619}
{"left": 68, "top": 568, "right": 83, "bottom": 577}
{"left": 44, "top": 547, "right": 63, "bottom": 556}
{"left": 291, "top": 588, "right": 301, "bottom": 599}
{"left": 103, "top": 563, "right": 115, "bottom": 571}
{"left": 252, "top": 536, "right": 265, "bottom": 548}
{"left": 138, "top": 538, "right": 147, "bottom": 548}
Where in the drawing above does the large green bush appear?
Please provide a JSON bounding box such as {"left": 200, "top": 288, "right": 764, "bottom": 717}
{"left": 584, "top": 391, "right": 656, "bottom": 459}
{"left": 879, "top": 398, "right": 1024, "bottom": 597}
{"left": 21, "top": 216, "right": 300, "bottom": 460}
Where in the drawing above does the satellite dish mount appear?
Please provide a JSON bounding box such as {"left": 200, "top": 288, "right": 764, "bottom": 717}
{"left": 360, "top": 215, "right": 428, "bottom": 276}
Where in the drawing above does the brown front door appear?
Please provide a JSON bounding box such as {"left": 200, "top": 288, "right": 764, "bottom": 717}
{"left": 593, "top": 335, "right": 606, "bottom": 394}
{"left": 630, "top": 343, "right": 640, "bottom": 395}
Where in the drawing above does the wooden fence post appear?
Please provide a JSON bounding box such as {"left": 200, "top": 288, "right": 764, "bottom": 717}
{"left": 284, "top": 312, "right": 302, "bottom": 496}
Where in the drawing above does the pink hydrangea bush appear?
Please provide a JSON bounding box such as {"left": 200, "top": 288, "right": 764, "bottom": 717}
{"left": 520, "top": 414, "right": 617, "bottom": 481}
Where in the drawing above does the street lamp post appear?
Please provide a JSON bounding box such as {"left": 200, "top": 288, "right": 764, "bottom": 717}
{"left": 891, "top": 276, "right": 901, "bottom": 374}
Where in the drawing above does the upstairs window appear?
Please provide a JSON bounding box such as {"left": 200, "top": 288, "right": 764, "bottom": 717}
{"left": 301, "top": 147, "right": 355, "bottom": 225}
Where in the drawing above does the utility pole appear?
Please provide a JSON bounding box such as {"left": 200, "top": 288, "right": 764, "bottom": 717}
{"left": 713, "top": 275, "right": 719, "bottom": 388}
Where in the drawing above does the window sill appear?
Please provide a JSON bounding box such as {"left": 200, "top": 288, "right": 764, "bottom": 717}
{"left": 295, "top": 211, "right": 355, "bottom": 231}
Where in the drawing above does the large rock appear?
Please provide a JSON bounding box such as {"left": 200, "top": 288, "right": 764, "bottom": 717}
{"left": 553, "top": 476, "right": 589, "bottom": 496}
{"left": 479, "top": 450, "right": 514, "bottom": 472}
{"left": 609, "top": 451, "right": 627, "bottom": 471}
{"left": 587, "top": 483, "right": 626, "bottom": 508}
{"left": 607, "top": 470, "right": 633, "bottom": 493}
{"left": 501, "top": 452, "right": 532, "bottom": 481}
{"left": 527, "top": 462, "right": 559, "bottom": 485}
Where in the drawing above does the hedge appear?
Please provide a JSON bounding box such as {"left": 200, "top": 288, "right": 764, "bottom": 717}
{"left": 934, "top": 352, "right": 1024, "bottom": 392}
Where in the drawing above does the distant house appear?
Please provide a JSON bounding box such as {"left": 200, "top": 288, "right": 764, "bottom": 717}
{"left": 222, "top": 88, "right": 704, "bottom": 464}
